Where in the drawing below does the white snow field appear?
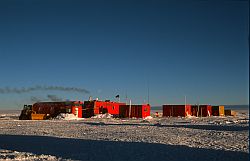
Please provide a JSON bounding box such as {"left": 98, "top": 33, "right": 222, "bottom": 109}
{"left": 0, "top": 110, "right": 249, "bottom": 161}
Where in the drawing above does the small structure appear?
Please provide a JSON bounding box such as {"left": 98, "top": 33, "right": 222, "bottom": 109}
{"left": 225, "top": 110, "right": 237, "bottom": 116}
{"left": 212, "top": 106, "right": 225, "bottom": 116}
{"left": 191, "top": 105, "right": 212, "bottom": 117}
{"left": 155, "top": 112, "right": 159, "bottom": 117}
{"left": 162, "top": 105, "right": 191, "bottom": 117}
{"left": 82, "top": 100, "right": 126, "bottom": 118}
{"left": 119, "top": 104, "right": 150, "bottom": 118}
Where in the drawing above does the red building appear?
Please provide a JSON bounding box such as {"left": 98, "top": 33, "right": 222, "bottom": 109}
{"left": 162, "top": 105, "right": 191, "bottom": 117}
{"left": 32, "top": 101, "right": 83, "bottom": 118}
{"left": 82, "top": 100, "right": 126, "bottom": 118}
{"left": 191, "top": 105, "right": 212, "bottom": 117}
{"left": 119, "top": 104, "right": 150, "bottom": 118}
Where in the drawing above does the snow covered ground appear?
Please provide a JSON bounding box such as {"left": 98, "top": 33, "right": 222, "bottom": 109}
{"left": 0, "top": 110, "right": 249, "bottom": 161}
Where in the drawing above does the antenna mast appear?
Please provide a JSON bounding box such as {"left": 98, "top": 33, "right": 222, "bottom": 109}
{"left": 147, "top": 81, "right": 149, "bottom": 104}
{"left": 125, "top": 91, "right": 128, "bottom": 104}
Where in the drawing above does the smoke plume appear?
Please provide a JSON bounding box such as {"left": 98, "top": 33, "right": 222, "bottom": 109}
{"left": 47, "top": 94, "right": 63, "bottom": 101}
{"left": 0, "top": 85, "right": 90, "bottom": 94}
{"left": 30, "top": 96, "right": 42, "bottom": 103}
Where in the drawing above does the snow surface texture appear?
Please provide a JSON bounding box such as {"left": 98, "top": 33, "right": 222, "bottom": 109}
{"left": 55, "top": 113, "right": 85, "bottom": 121}
{"left": 0, "top": 149, "right": 63, "bottom": 161}
{"left": 91, "top": 113, "right": 113, "bottom": 119}
{"left": 0, "top": 110, "right": 249, "bottom": 161}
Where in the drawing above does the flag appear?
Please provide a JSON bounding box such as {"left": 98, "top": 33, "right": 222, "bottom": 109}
{"left": 115, "top": 95, "right": 119, "bottom": 98}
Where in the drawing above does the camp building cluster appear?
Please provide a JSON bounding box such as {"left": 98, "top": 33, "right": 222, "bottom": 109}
{"left": 19, "top": 99, "right": 235, "bottom": 120}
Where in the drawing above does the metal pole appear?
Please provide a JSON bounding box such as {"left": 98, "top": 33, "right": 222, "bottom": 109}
{"left": 185, "top": 95, "right": 186, "bottom": 108}
{"left": 197, "top": 104, "right": 200, "bottom": 117}
{"left": 125, "top": 91, "right": 128, "bottom": 104}
{"left": 147, "top": 84, "right": 149, "bottom": 104}
{"left": 129, "top": 99, "right": 131, "bottom": 118}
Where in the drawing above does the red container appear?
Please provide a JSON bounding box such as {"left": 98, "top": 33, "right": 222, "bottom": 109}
{"left": 191, "top": 105, "right": 212, "bottom": 117}
{"left": 82, "top": 100, "right": 126, "bottom": 117}
{"left": 71, "top": 103, "right": 83, "bottom": 118}
{"left": 119, "top": 104, "right": 150, "bottom": 118}
{"left": 32, "top": 101, "right": 83, "bottom": 118}
{"left": 162, "top": 105, "right": 191, "bottom": 117}
{"left": 105, "top": 102, "right": 126, "bottom": 115}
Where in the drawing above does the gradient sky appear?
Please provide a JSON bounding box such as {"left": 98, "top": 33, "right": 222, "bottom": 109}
{"left": 0, "top": 0, "right": 249, "bottom": 109}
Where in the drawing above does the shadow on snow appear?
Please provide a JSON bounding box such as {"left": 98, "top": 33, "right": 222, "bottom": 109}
{"left": 0, "top": 134, "right": 248, "bottom": 161}
{"left": 82, "top": 122, "right": 249, "bottom": 132}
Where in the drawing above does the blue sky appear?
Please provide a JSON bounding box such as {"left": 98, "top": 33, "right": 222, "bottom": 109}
{"left": 0, "top": 0, "right": 249, "bottom": 109}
